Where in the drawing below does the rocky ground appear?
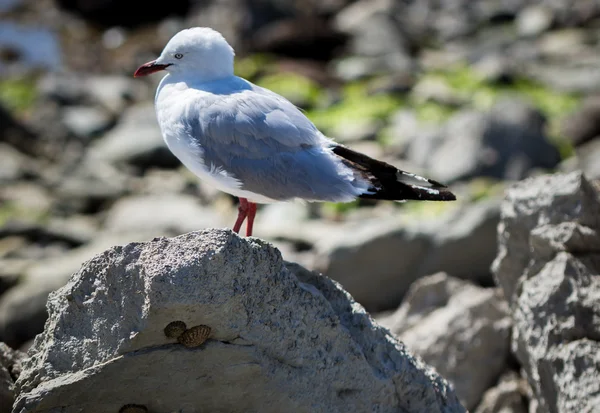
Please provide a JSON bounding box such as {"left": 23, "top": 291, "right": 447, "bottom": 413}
{"left": 1, "top": 0, "right": 600, "bottom": 412}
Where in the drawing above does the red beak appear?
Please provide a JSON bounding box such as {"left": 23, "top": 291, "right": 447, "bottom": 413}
{"left": 133, "top": 60, "right": 171, "bottom": 77}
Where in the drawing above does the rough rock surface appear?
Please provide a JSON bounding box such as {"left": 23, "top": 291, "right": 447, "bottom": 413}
{"left": 492, "top": 172, "right": 600, "bottom": 413}
{"left": 0, "top": 232, "right": 158, "bottom": 348}
{"left": 378, "top": 273, "right": 511, "bottom": 410}
{"left": 0, "top": 342, "right": 25, "bottom": 413}
{"left": 474, "top": 372, "right": 528, "bottom": 413}
{"left": 14, "top": 229, "right": 465, "bottom": 413}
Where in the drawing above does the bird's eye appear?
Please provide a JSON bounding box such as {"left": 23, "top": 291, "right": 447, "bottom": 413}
{"left": 174, "top": 53, "right": 184, "bottom": 59}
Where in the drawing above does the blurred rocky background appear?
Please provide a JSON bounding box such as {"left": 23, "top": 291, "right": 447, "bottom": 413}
{"left": 0, "top": 0, "right": 599, "bottom": 412}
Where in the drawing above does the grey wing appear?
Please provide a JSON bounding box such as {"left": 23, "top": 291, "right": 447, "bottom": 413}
{"left": 186, "top": 83, "right": 371, "bottom": 202}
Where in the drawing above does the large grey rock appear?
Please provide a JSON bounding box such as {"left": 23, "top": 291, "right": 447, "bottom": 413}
{"left": 560, "top": 95, "right": 600, "bottom": 146}
{"left": 492, "top": 172, "right": 600, "bottom": 413}
{"left": 474, "top": 371, "right": 528, "bottom": 413}
{"left": 378, "top": 273, "right": 511, "bottom": 410}
{"left": 0, "top": 342, "right": 25, "bottom": 413}
{"left": 516, "top": 5, "right": 553, "bottom": 37}
{"left": 61, "top": 106, "right": 113, "bottom": 139}
{"left": 409, "top": 99, "right": 561, "bottom": 183}
{"left": 315, "top": 199, "right": 500, "bottom": 311}
{"left": 0, "top": 342, "right": 25, "bottom": 380}
{"left": 0, "top": 232, "right": 158, "bottom": 349}
{"left": 0, "top": 144, "right": 37, "bottom": 184}
{"left": 333, "top": 0, "right": 414, "bottom": 78}
{"left": 492, "top": 172, "right": 600, "bottom": 304}
{"left": 14, "top": 229, "right": 465, "bottom": 413}
{"left": 525, "top": 61, "right": 600, "bottom": 94}
{"left": 0, "top": 363, "right": 12, "bottom": 413}
{"left": 573, "top": 139, "right": 600, "bottom": 180}
{"left": 55, "top": 157, "right": 129, "bottom": 213}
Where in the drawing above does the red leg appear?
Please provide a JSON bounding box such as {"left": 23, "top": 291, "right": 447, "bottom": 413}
{"left": 232, "top": 198, "right": 249, "bottom": 234}
{"left": 245, "top": 202, "right": 257, "bottom": 237}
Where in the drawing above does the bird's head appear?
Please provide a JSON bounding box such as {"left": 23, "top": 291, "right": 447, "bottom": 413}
{"left": 134, "top": 27, "right": 235, "bottom": 81}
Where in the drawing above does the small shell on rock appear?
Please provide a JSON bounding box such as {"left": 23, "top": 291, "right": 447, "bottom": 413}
{"left": 118, "top": 404, "right": 148, "bottom": 413}
{"left": 164, "top": 321, "right": 187, "bottom": 339}
{"left": 178, "top": 325, "right": 211, "bottom": 348}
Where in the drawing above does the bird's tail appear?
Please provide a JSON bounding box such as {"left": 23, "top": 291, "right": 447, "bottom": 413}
{"left": 331, "top": 144, "right": 456, "bottom": 201}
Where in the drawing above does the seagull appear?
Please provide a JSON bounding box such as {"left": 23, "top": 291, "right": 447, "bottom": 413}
{"left": 134, "top": 27, "right": 456, "bottom": 237}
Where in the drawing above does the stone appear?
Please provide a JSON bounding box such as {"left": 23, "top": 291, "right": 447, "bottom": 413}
{"left": 538, "top": 29, "right": 587, "bottom": 58}
{"left": 516, "top": 5, "right": 554, "bottom": 37}
{"left": 379, "top": 273, "right": 511, "bottom": 410}
{"left": 0, "top": 105, "right": 39, "bottom": 158}
{"left": 0, "top": 231, "right": 159, "bottom": 348}
{"left": 55, "top": 157, "right": 129, "bottom": 213}
{"left": 492, "top": 172, "right": 600, "bottom": 412}
{"left": 0, "top": 342, "right": 25, "bottom": 413}
{"left": 472, "top": 53, "right": 516, "bottom": 83}
{"left": 314, "top": 219, "right": 431, "bottom": 311}
{"left": 0, "top": 144, "right": 28, "bottom": 183}
{"left": 417, "top": 198, "right": 501, "bottom": 287}
{"left": 525, "top": 61, "right": 600, "bottom": 94}
{"left": 492, "top": 172, "right": 600, "bottom": 305}
{"left": 474, "top": 372, "right": 528, "bottom": 413}
{"left": 84, "top": 75, "right": 150, "bottom": 113}
{"left": 88, "top": 103, "right": 179, "bottom": 169}
{"left": 573, "top": 139, "right": 600, "bottom": 180}
{"left": 0, "top": 342, "right": 26, "bottom": 380}
{"left": 61, "top": 106, "right": 114, "bottom": 139}
{"left": 420, "top": 100, "right": 561, "bottom": 183}
{"left": 314, "top": 199, "right": 499, "bottom": 311}
{"left": 14, "top": 229, "right": 465, "bottom": 413}
{"left": 334, "top": 0, "right": 414, "bottom": 77}
{"left": 0, "top": 363, "right": 13, "bottom": 413}
{"left": 253, "top": 201, "right": 337, "bottom": 246}
{"left": 561, "top": 95, "right": 600, "bottom": 146}
{"left": 104, "top": 194, "right": 224, "bottom": 235}
{"left": 0, "top": 183, "right": 53, "bottom": 220}
{"left": 411, "top": 77, "right": 467, "bottom": 107}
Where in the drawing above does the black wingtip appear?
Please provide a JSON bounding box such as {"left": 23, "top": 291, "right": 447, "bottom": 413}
{"left": 331, "top": 144, "right": 457, "bottom": 202}
{"left": 426, "top": 178, "right": 449, "bottom": 189}
{"left": 360, "top": 183, "right": 457, "bottom": 202}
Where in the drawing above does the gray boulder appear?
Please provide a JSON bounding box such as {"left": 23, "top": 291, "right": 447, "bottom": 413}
{"left": 378, "top": 273, "right": 511, "bottom": 410}
{"left": 492, "top": 171, "right": 600, "bottom": 412}
{"left": 0, "top": 232, "right": 159, "bottom": 349}
{"left": 334, "top": 0, "right": 414, "bottom": 79}
{"left": 0, "top": 360, "right": 13, "bottom": 413}
{"left": 560, "top": 95, "right": 600, "bottom": 146}
{"left": 574, "top": 139, "right": 600, "bottom": 180}
{"left": 0, "top": 144, "right": 37, "bottom": 184}
{"left": 61, "top": 106, "right": 113, "bottom": 139}
{"left": 408, "top": 99, "right": 561, "bottom": 184}
{"left": 0, "top": 342, "right": 25, "bottom": 413}
{"left": 474, "top": 372, "right": 528, "bottom": 413}
{"left": 55, "top": 157, "right": 129, "bottom": 213}
{"left": 14, "top": 229, "right": 465, "bottom": 413}
{"left": 492, "top": 172, "right": 600, "bottom": 305}
{"left": 315, "top": 198, "right": 500, "bottom": 311}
